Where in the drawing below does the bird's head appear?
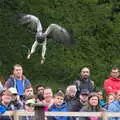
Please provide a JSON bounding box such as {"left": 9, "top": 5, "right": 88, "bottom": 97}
{"left": 36, "top": 32, "right": 46, "bottom": 43}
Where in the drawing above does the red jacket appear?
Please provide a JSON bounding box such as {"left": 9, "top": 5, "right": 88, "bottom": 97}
{"left": 104, "top": 77, "right": 120, "bottom": 94}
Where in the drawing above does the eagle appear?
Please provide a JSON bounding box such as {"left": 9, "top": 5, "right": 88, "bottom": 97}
{"left": 18, "top": 14, "right": 74, "bottom": 64}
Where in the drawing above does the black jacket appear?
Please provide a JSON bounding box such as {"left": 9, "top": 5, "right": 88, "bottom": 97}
{"left": 73, "top": 76, "right": 95, "bottom": 97}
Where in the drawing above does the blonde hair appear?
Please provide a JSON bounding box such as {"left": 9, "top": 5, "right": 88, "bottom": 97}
{"left": 13, "top": 64, "right": 23, "bottom": 70}
{"left": 2, "top": 90, "right": 12, "bottom": 96}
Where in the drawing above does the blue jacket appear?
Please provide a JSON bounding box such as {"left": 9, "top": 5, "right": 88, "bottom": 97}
{"left": 108, "top": 100, "right": 120, "bottom": 120}
{"left": 0, "top": 104, "right": 12, "bottom": 120}
{"left": 48, "top": 103, "right": 69, "bottom": 120}
{"left": 0, "top": 104, "right": 6, "bottom": 114}
{"left": 99, "top": 100, "right": 106, "bottom": 108}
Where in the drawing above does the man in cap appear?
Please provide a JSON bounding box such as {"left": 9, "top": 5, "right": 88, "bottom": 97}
{"left": 78, "top": 89, "right": 89, "bottom": 110}
{"left": 22, "top": 96, "right": 35, "bottom": 120}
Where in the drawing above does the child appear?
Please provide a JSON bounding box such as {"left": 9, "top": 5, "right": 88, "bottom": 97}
{"left": 48, "top": 90, "right": 69, "bottom": 120}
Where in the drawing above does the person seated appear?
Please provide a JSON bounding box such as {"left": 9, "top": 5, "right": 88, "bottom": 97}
{"left": 8, "top": 87, "right": 23, "bottom": 110}
{"left": 42, "top": 87, "right": 54, "bottom": 110}
{"left": 96, "top": 90, "right": 106, "bottom": 108}
{"left": 0, "top": 90, "right": 13, "bottom": 120}
{"left": 21, "top": 96, "right": 35, "bottom": 120}
{"left": 77, "top": 92, "right": 104, "bottom": 120}
{"left": 78, "top": 89, "right": 90, "bottom": 110}
{"left": 36, "top": 84, "right": 45, "bottom": 102}
{"left": 36, "top": 84, "right": 45, "bottom": 95}
{"left": 65, "top": 85, "right": 80, "bottom": 112}
{"left": 0, "top": 80, "right": 4, "bottom": 93}
{"left": 48, "top": 91, "right": 69, "bottom": 120}
{"left": 24, "top": 87, "right": 34, "bottom": 98}
{"left": 104, "top": 93, "right": 115, "bottom": 110}
{"left": 107, "top": 90, "right": 120, "bottom": 120}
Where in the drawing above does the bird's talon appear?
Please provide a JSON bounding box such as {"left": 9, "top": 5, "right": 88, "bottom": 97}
{"left": 40, "top": 58, "right": 45, "bottom": 64}
{"left": 27, "top": 55, "right": 31, "bottom": 59}
{"left": 41, "top": 59, "right": 44, "bottom": 64}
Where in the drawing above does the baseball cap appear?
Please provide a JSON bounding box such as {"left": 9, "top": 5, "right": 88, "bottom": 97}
{"left": 80, "top": 89, "right": 89, "bottom": 95}
{"left": 8, "top": 87, "right": 18, "bottom": 95}
{"left": 25, "top": 98, "right": 35, "bottom": 107}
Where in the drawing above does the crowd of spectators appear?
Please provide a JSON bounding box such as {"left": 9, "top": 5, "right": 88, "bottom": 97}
{"left": 0, "top": 64, "right": 120, "bottom": 120}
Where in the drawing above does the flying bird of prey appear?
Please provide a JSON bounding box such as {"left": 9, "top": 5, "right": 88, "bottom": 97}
{"left": 18, "top": 14, "right": 73, "bottom": 64}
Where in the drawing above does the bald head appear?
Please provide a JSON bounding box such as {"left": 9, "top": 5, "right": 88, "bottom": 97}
{"left": 81, "top": 67, "right": 90, "bottom": 79}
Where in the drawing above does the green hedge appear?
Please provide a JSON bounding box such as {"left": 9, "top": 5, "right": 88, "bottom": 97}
{"left": 0, "top": 0, "right": 120, "bottom": 90}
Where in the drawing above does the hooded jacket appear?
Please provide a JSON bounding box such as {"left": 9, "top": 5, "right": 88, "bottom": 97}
{"left": 4, "top": 74, "right": 31, "bottom": 96}
{"left": 5, "top": 75, "right": 31, "bottom": 88}
{"left": 48, "top": 103, "right": 69, "bottom": 120}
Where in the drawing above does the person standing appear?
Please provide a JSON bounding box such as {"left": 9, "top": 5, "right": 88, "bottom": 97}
{"left": 104, "top": 67, "right": 120, "bottom": 95}
{"left": 73, "top": 67, "right": 95, "bottom": 96}
{"left": 4, "top": 64, "right": 31, "bottom": 97}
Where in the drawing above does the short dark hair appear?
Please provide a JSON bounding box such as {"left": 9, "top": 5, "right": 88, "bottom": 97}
{"left": 111, "top": 67, "right": 119, "bottom": 71}
{"left": 36, "top": 84, "right": 45, "bottom": 90}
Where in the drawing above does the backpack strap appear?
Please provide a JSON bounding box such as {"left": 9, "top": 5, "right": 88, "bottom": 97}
{"left": 88, "top": 80, "right": 94, "bottom": 92}
{"left": 13, "top": 78, "right": 16, "bottom": 88}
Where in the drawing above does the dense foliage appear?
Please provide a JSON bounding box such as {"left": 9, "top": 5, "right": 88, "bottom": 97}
{"left": 0, "top": 0, "right": 120, "bottom": 90}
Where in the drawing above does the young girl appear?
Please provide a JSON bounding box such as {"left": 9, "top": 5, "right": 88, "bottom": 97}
{"left": 78, "top": 92, "right": 104, "bottom": 120}
{"left": 104, "top": 93, "right": 115, "bottom": 110}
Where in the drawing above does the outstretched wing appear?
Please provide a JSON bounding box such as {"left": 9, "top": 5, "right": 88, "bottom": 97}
{"left": 44, "top": 24, "right": 74, "bottom": 45}
{"left": 18, "top": 14, "right": 43, "bottom": 32}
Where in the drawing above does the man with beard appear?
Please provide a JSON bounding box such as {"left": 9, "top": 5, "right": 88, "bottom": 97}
{"left": 73, "top": 67, "right": 95, "bottom": 97}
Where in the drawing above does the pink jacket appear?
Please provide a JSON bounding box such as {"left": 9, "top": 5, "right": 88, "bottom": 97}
{"left": 104, "top": 77, "right": 120, "bottom": 94}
